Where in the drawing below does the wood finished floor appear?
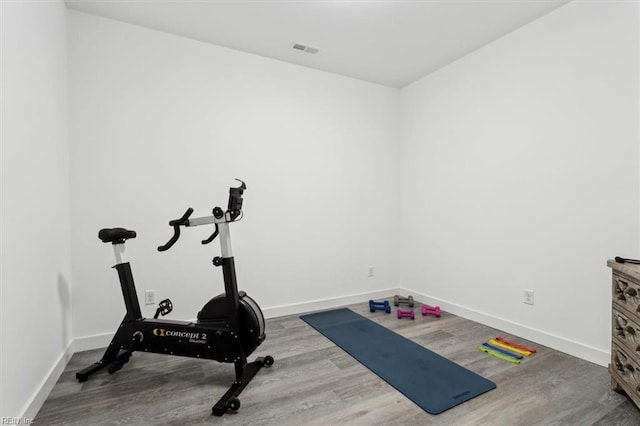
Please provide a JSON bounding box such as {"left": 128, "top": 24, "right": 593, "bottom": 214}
{"left": 36, "top": 300, "right": 640, "bottom": 425}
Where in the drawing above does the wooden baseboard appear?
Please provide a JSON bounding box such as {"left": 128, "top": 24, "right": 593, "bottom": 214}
{"left": 22, "top": 342, "right": 74, "bottom": 420}
{"left": 261, "top": 287, "right": 403, "bottom": 318}
{"left": 404, "top": 286, "right": 610, "bottom": 367}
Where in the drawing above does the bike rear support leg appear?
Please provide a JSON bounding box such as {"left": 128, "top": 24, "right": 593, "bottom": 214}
{"left": 76, "top": 344, "right": 121, "bottom": 382}
{"left": 76, "top": 328, "right": 140, "bottom": 382}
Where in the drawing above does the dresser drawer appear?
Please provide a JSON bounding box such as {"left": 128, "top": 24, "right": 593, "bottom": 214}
{"left": 613, "top": 308, "right": 640, "bottom": 356}
{"left": 611, "top": 343, "right": 640, "bottom": 396}
{"left": 612, "top": 272, "right": 640, "bottom": 315}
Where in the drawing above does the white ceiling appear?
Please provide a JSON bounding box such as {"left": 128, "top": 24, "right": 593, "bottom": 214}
{"left": 65, "top": 0, "right": 572, "bottom": 88}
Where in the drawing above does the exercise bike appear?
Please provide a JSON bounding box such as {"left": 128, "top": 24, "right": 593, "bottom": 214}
{"left": 76, "top": 180, "right": 273, "bottom": 416}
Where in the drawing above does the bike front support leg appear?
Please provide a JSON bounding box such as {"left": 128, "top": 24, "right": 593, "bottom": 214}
{"left": 211, "top": 357, "right": 268, "bottom": 416}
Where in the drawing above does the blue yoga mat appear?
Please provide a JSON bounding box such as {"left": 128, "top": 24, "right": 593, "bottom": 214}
{"left": 300, "top": 308, "right": 496, "bottom": 414}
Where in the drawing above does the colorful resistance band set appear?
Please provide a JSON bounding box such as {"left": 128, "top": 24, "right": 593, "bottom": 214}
{"left": 478, "top": 336, "right": 536, "bottom": 364}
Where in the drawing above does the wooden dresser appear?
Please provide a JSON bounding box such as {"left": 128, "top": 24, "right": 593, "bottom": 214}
{"left": 608, "top": 259, "right": 640, "bottom": 408}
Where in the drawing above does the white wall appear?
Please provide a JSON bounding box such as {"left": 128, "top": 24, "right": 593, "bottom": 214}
{"left": 399, "top": 0, "right": 639, "bottom": 366}
{"left": 67, "top": 11, "right": 400, "bottom": 344}
{"left": 0, "top": 0, "right": 72, "bottom": 418}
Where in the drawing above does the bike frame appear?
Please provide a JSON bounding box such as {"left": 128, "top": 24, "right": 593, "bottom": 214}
{"left": 76, "top": 182, "right": 269, "bottom": 416}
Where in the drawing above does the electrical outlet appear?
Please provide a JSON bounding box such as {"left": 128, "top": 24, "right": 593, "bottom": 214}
{"left": 145, "top": 290, "right": 155, "bottom": 305}
{"left": 368, "top": 266, "right": 374, "bottom": 277}
{"left": 524, "top": 290, "right": 534, "bottom": 305}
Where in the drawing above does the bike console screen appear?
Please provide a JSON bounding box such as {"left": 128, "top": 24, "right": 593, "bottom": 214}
{"left": 228, "top": 179, "right": 246, "bottom": 220}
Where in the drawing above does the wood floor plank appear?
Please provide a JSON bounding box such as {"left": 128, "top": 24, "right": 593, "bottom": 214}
{"left": 35, "top": 299, "right": 640, "bottom": 424}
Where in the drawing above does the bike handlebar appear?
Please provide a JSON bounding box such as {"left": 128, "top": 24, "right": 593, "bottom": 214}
{"left": 157, "top": 179, "right": 247, "bottom": 252}
{"left": 157, "top": 207, "right": 193, "bottom": 252}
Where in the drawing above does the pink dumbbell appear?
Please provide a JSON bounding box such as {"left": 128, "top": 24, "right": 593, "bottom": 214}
{"left": 421, "top": 304, "right": 441, "bottom": 317}
{"left": 397, "top": 309, "right": 415, "bottom": 320}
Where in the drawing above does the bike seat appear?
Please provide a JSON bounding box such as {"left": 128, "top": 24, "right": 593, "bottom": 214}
{"left": 98, "top": 228, "right": 137, "bottom": 244}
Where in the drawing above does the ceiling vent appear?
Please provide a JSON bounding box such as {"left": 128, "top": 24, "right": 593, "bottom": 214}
{"left": 292, "top": 42, "right": 319, "bottom": 54}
